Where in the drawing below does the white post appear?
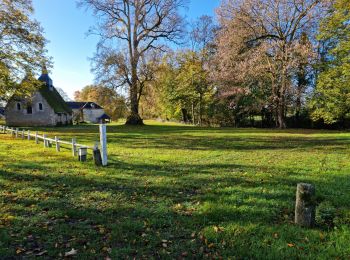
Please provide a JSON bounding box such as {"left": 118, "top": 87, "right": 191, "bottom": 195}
{"left": 99, "top": 124, "right": 108, "bottom": 166}
{"left": 15, "top": 128, "right": 18, "bottom": 138}
{"left": 55, "top": 136, "right": 60, "bottom": 152}
{"left": 43, "top": 134, "right": 48, "bottom": 148}
{"left": 22, "top": 130, "right": 25, "bottom": 139}
{"left": 27, "top": 130, "right": 31, "bottom": 140}
{"left": 72, "top": 138, "right": 77, "bottom": 156}
{"left": 35, "top": 132, "right": 39, "bottom": 144}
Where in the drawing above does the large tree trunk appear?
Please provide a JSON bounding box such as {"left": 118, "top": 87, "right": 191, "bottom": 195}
{"left": 126, "top": 65, "right": 144, "bottom": 125}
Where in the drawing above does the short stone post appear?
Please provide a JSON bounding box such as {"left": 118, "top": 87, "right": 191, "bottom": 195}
{"left": 93, "top": 146, "right": 102, "bottom": 166}
{"left": 72, "top": 138, "right": 77, "bottom": 156}
{"left": 55, "top": 136, "right": 60, "bottom": 152}
{"left": 99, "top": 124, "right": 108, "bottom": 166}
{"left": 15, "top": 128, "right": 18, "bottom": 138}
{"left": 27, "top": 130, "right": 31, "bottom": 140}
{"left": 78, "top": 147, "right": 87, "bottom": 162}
{"left": 22, "top": 130, "right": 25, "bottom": 139}
{"left": 295, "top": 183, "right": 316, "bottom": 228}
{"left": 35, "top": 132, "right": 39, "bottom": 144}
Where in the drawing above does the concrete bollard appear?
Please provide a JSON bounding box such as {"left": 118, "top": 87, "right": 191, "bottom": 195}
{"left": 93, "top": 148, "right": 102, "bottom": 166}
{"left": 78, "top": 147, "right": 87, "bottom": 162}
{"left": 295, "top": 183, "right": 316, "bottom": 227}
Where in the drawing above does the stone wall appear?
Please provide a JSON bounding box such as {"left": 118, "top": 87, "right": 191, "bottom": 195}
{"left": 5, "top": 92, "right": 72, "bottom": 126}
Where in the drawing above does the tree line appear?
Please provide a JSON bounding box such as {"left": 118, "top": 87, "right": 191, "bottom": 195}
{"left": 1, "top": 0, "right": 349, "bottom": 128}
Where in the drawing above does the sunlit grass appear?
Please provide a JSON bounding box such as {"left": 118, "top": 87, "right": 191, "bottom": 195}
{"left": 0, "top": 122, "right": 350, "bottom": 258}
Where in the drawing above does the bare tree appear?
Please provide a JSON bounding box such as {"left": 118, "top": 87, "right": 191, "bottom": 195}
{"left": 79, "top": 0, "right": 187, "bottom": 125}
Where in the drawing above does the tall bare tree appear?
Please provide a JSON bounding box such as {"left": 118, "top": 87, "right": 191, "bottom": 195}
{"left": 79, "top": 0, "right": 186, "bottom": 125}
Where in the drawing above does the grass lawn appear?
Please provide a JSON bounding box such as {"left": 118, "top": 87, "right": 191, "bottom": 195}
{"left": 1, "top": 121, "right": 350, "bottom": 259}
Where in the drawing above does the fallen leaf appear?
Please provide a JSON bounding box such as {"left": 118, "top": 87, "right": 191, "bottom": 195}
{"left": 65, "top": 248, "right": 78, "bottom": 257}
{"left": 287, "top": 243, "right": 295, "bottom": 248}
{"left": 36, "top": 250, "right": 47, "bottom": 256}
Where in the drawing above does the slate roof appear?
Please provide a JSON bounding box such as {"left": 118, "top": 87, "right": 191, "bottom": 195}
{"left": 98, "top": 113, "right": 111, "bottom": 120}
{"left": 66, "top": 102, "right": 103, "bottom": 110}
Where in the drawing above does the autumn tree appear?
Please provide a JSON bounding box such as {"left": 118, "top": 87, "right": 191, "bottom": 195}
{"left": 0, "top": 0, "right": 48, "bottom": 101}
{"left": 310, "top": 0, "right": 350, "bottom": 124}
{"left": 79, "top": 0, "right": 186, "bottom": 125}
{"left": 214, "top": 0, "right": 329, "bottom": 128}
{"left": 189, "top": 15, "right": 216, "bottom": 125}
{"left": 75, "top": 85, "right": 127, "bottom": 120}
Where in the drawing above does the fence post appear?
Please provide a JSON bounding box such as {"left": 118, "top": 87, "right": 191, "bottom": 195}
{"left": 15, "top": 128, "right": 18, "bottom": 138}
{"left": 35, "top": 132, "right": 39, "bottom": 144}
{"left": 22, "top": 130, "right": 25, "bottom": 139}
{"left": 27, "top": 130, "right": 31, "bottom": 140}
{"left": 43, "top": 134, "right": 48, "bottom": 148}
{"left": 99, "top": 124, "right": 108, "bottom": 166}
{"left": 55, "top": 136, "right": 60, "bottom": 152}
{"left": 295, "top": 183, "right": 316, "bottom": 228}
{"left": 72, "top": 138, "right": 77, "bottom": 156}
{"left": 78, "top": 147, "right": 87, "bottom": 162}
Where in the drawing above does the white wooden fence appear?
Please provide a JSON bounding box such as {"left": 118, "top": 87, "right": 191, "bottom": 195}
{"left": 0, "top": 125, "right": 108, "bottom": 166}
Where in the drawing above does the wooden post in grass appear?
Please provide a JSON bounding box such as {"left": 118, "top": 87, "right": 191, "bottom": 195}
{"left": 295, "top": 183, "right": 316, "bottom": 227}
{"left": 22, "top": 129, "right": 25, "bottom": 139}
{"left": 99, "top": 124, "right": 108, "bottom": 166}
{"left": 55, "top": 136, "right": 60, "bottom": 152}
{"left": 78, "top": 147, "right": 87, "bottom": 162}
{"left": 35, "top": 132, "right": 39, "bottom": 144}
{"left": 27, "top": 130, "right": 31, "bottom": 140}
{"left": 15, "top": 128, "right": 18, "bottom": 138}
{"left": 43, "top": 134, "right": 48, "bottom": 148}
{"left": 72, "top": 138, "right": 77, "bottom": 156}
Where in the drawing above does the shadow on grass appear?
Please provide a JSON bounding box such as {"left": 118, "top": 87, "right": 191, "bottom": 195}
{"left": 1, "top": 156, "right": 350, "bottom": 258}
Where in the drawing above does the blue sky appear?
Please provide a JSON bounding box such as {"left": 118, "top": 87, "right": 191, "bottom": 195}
{"left": 32, "top": 0, "right": 220, "bottom": 99}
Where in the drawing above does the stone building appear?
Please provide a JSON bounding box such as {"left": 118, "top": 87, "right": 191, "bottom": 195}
{"left": 5, "top": 69, "right": 72, "bottom": 127}
{"left": 66, "top": 102, "right": 111, "bottom": 124}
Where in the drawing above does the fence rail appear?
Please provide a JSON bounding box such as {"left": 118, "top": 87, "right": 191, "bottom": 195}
{"left": 0, "top": 125, "right": 108, "bottom": 166}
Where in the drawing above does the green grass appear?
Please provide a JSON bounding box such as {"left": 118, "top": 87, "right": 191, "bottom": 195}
{"left": 1, "top": 121, "right": 350, "bottom": 259}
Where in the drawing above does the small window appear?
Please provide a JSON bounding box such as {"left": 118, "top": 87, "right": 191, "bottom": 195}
{"left": 38, "top": 103, "right": 43, "bottom": 111}
{"left": 27, "top": 105, "right": 32, "bottom": 114}
{"left": 17, "top": 103, "right": 21, "bottom": 110}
